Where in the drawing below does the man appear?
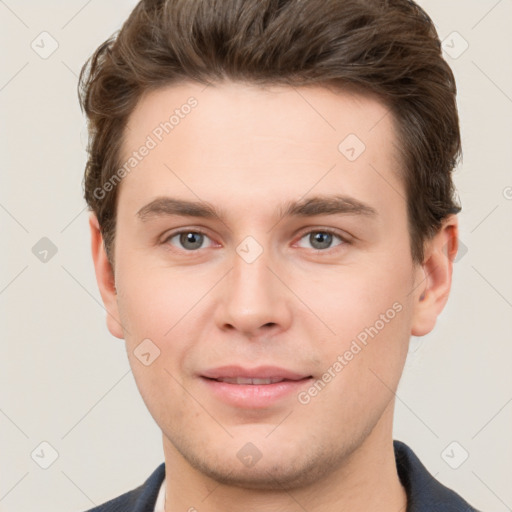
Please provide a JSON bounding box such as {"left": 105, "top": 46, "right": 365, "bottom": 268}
{"left": 79, "top": 0, "right": 480, "bottom": 510}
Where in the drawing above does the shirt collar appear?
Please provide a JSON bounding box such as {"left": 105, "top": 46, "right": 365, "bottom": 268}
{"left": 393, "top": 440, "right": 478, "bottom": 511}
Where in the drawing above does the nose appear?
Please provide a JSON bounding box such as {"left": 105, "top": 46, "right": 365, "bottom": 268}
{"left": 214, "top": 242, "right": 292, "bottom": 339}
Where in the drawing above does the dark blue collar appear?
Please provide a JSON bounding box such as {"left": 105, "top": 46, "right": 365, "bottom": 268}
{"left": 394, "top": 440, "right": 480, "bottom": 511}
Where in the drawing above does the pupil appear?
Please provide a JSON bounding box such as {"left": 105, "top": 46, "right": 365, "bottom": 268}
{"left": 181, "top": 232, "right": 203, "bottom": 250}
{"left": 312, "top": 232, "right": 332, "bottom": 249}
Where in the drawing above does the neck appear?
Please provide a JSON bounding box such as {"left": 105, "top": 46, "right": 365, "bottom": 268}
{"left": 162, "top": 405, "right": 407, "bottom": 512}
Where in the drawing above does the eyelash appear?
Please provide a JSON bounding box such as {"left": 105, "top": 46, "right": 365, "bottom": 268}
{"left": 161, "top": 228, "right": 351, "bottom": 254}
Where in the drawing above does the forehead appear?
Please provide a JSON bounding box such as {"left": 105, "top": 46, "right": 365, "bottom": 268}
{"left": 124, "top": 80, "right": 396, "bottom": 152}
{"left": 118, "top": 81, "right": 403, "bottom": 220}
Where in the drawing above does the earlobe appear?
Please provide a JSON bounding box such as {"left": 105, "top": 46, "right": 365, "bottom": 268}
{"left": 89, "top": 212, "right": 125, "bottom": 339}
{"left": 411, "top": 215, "right": 459, "bottom": 337}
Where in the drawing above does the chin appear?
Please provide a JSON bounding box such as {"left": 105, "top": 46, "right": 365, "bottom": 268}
{"left": 178, "top": 441, "right": 347, "bottom": 491}
{"left": 194, "top": 461, "right": 325, "bottom": 490}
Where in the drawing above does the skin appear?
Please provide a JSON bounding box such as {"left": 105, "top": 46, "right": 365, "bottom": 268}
{"left": 90, "top": 81, "right": 458, "bottom": 512}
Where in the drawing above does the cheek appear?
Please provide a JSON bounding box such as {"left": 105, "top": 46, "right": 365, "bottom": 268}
{"left": 116, "top": 261, "right": 200, "bottom": 338}
{"left": 301, "top": 258, "right": 413, "bottom": 399}
{"left": 115, "top": 265, "right": 197, "bottom": 424}
{"left": 291, "top": 255, "right": 411, "bottom": 338}
{"left": 115, "top": 264, "right": 214, "bottom": 386}
{"left": 301, "top": 302, "right": 410, "bottom": 431}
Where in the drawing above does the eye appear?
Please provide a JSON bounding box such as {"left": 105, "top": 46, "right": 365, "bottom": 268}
{"left": 295, "top": 229, "right": 347, "bottom": 251}
{"left": 162, "top": 228, "right": 348, "bottom": 253}
{"left": 164, "top": 230, "right": 214, "bottom": 251}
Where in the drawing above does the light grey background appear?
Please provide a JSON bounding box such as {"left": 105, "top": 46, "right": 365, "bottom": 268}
{"left": 1, "top": 1, "right": 511, "bottom": 511}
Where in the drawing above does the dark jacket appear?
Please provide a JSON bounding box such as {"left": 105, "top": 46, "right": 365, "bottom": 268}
{"left": 83, "top": 440, "right": 480, "bottom": 511}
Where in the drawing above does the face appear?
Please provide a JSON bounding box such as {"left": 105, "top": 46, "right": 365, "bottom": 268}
{"left": 92, "top": 81, "right": 451, "bottom": 490}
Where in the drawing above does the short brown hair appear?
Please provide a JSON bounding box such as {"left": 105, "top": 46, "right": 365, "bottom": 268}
{"left": 79, "top": 0, "right": 462, "bottom": 266}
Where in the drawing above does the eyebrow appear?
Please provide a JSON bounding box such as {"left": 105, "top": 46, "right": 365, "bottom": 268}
{"left": 136, "top": 194, "right": 378, "bottom": 223}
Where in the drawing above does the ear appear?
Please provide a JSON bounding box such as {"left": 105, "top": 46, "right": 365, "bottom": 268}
{"left": 411, "top": 214, "right": 459, "bottom": 337}
{"left": 89, "top": 212, "right": 125, "bottom": 339}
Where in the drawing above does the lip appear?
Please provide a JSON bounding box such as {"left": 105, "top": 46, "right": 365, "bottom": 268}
{"left": 201, "top": 365, "right": 309, "bottom": 381}
{"left": 199, "top": 365, "right": 313, "bottom": 409}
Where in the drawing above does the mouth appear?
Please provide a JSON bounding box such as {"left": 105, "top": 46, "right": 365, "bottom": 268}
{"left": 207, "top": 376, "right": 307, "bottom": 385}
{"left": 199, "top": 366, "right": 313, "bottom": 408}
{"left": 200, "top": 365, "right": 312, "bottom": 383}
